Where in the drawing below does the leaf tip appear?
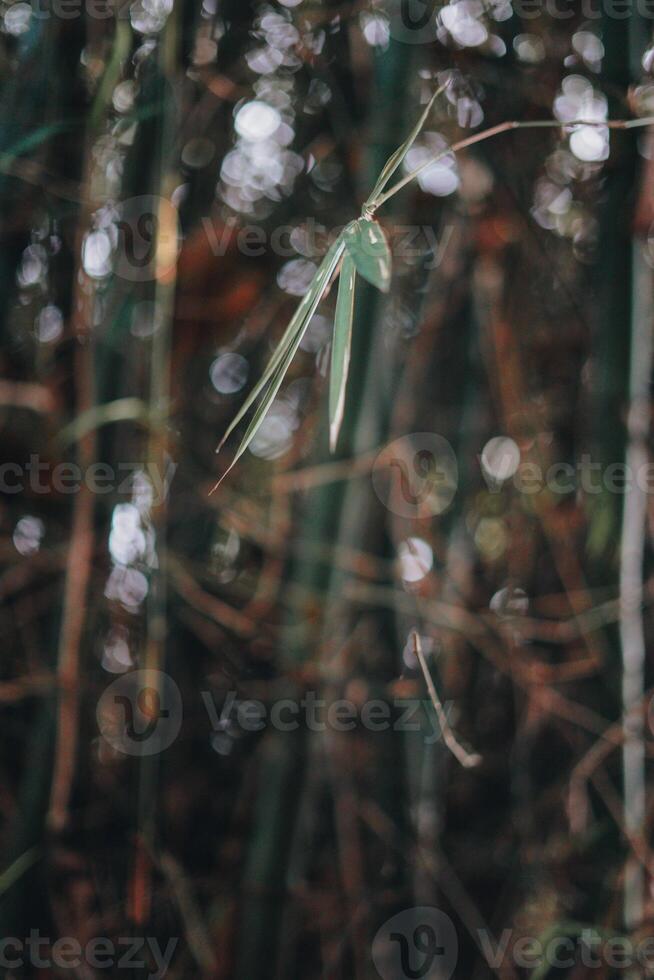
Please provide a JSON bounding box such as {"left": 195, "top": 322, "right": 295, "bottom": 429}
{"left": 209, "top": 464, "right": 232, "bottom": 494}
{"left": 216, "top": 432, "right": 229, "bottom": 454}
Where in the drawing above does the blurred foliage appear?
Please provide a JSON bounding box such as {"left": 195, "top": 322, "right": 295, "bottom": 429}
{"left": 0, "top": 0, "right": 654, "bottom": 977}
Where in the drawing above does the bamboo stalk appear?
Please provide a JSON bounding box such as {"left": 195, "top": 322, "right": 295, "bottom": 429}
{"left": 131, "top": 7, "right": 182, "bottom": 926}
{"left": 620, "top": 242, "right": 652, "bottom": 928}
{"left": 46, "top": 57, "right": 101, "bottom": 837}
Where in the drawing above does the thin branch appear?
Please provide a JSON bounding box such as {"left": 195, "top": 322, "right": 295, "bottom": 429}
{"left": 372, "top": 116, "right": 654, "bottom": 211}
{"left": 47, "top": 237, "right": 96, "bottom": 835}
{"left": 412, "top": 630, "right": 482, "bottom": 769}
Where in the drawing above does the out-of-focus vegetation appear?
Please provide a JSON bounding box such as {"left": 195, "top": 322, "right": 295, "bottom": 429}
{"left": 2, "top": 0, "right": 654, "bottom": 976}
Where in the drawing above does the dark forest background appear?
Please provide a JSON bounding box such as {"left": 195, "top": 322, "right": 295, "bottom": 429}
{"left": 1, "top": 0, "right": 654, "bottom": 976}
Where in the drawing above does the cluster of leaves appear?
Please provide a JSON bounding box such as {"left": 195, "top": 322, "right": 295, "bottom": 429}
{"left": 215, "top": 85, "right": 447, "bottom": 482}
{"left": 215, "top": 83, "right": 654, "bottom": 487}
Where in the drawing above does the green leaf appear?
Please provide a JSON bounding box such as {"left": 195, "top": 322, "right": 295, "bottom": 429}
{"left": 344, "top": 218, "right": 391, "bottom": 293}
{"left": 217, "top": 236, "right": 346, "bottom": 454}
{"left": 329, "top": 253, "right": 356, "bottom": 453}
{"left": 366, "top": 83, "right": 447, "bottom": 207}
{"left": 0, "top": 120, "right": 77, "bottom": 163}
{"left": 214, "top": 238, "right": 346, "bottom": 484}
{"left": 58, "top": 398, "right": 165, "bottom": 448}
{"left": 0, "top": 847, "right": 39, "bottom": 899}
{"left": 226, "top": 325, "right": 309, "bottom": 475}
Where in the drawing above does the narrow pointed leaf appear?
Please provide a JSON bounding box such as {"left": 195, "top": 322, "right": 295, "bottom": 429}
{"left": 213, "top": 240, "right": 346, "bottom": 485}
{"left": 217, "top": 237, "right": 345, "bottom": 453}
{"left": 329, "top": 254, "right": 356, "bottom": 453}
{"left": 366, "top": 83, "right": 447, "bottom": 206}
{"left": 3, "top": 120, "right": 77, "bottom": 163}
{"left": 216, "top": 311, "right": 317, "bottom": 486}
{"left": 344, "top": 218, "right": 391, "bottom": 293}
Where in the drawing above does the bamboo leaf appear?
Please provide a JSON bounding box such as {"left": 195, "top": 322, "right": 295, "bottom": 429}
{"left": 58, "top": 397, "right": 163, "bottom": 448}
{"left": 216, "top": 314, "right": 315, "bottom": 486}
{"left": 344, "top": 218, "right": 392, "bottom": 293}
{"left": 329, "top": 254, "right": 356, "bottom": 453}
{"left": 214, "top": 239, "right": 346, "bottom": 483}
{"left": 0, "top": 847, "right": 39, "bottom": 899}
{"left": 217, "top": 237, "right": 346, "bottom": 454}
{"left": 228, "top": 329, "right": 309, "bottom": 472}
{"left": 366, "top": 83, "right": 447, "bottom": 206}
{"left": 1, "top": 120, "right": 77, "bottom": 163}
